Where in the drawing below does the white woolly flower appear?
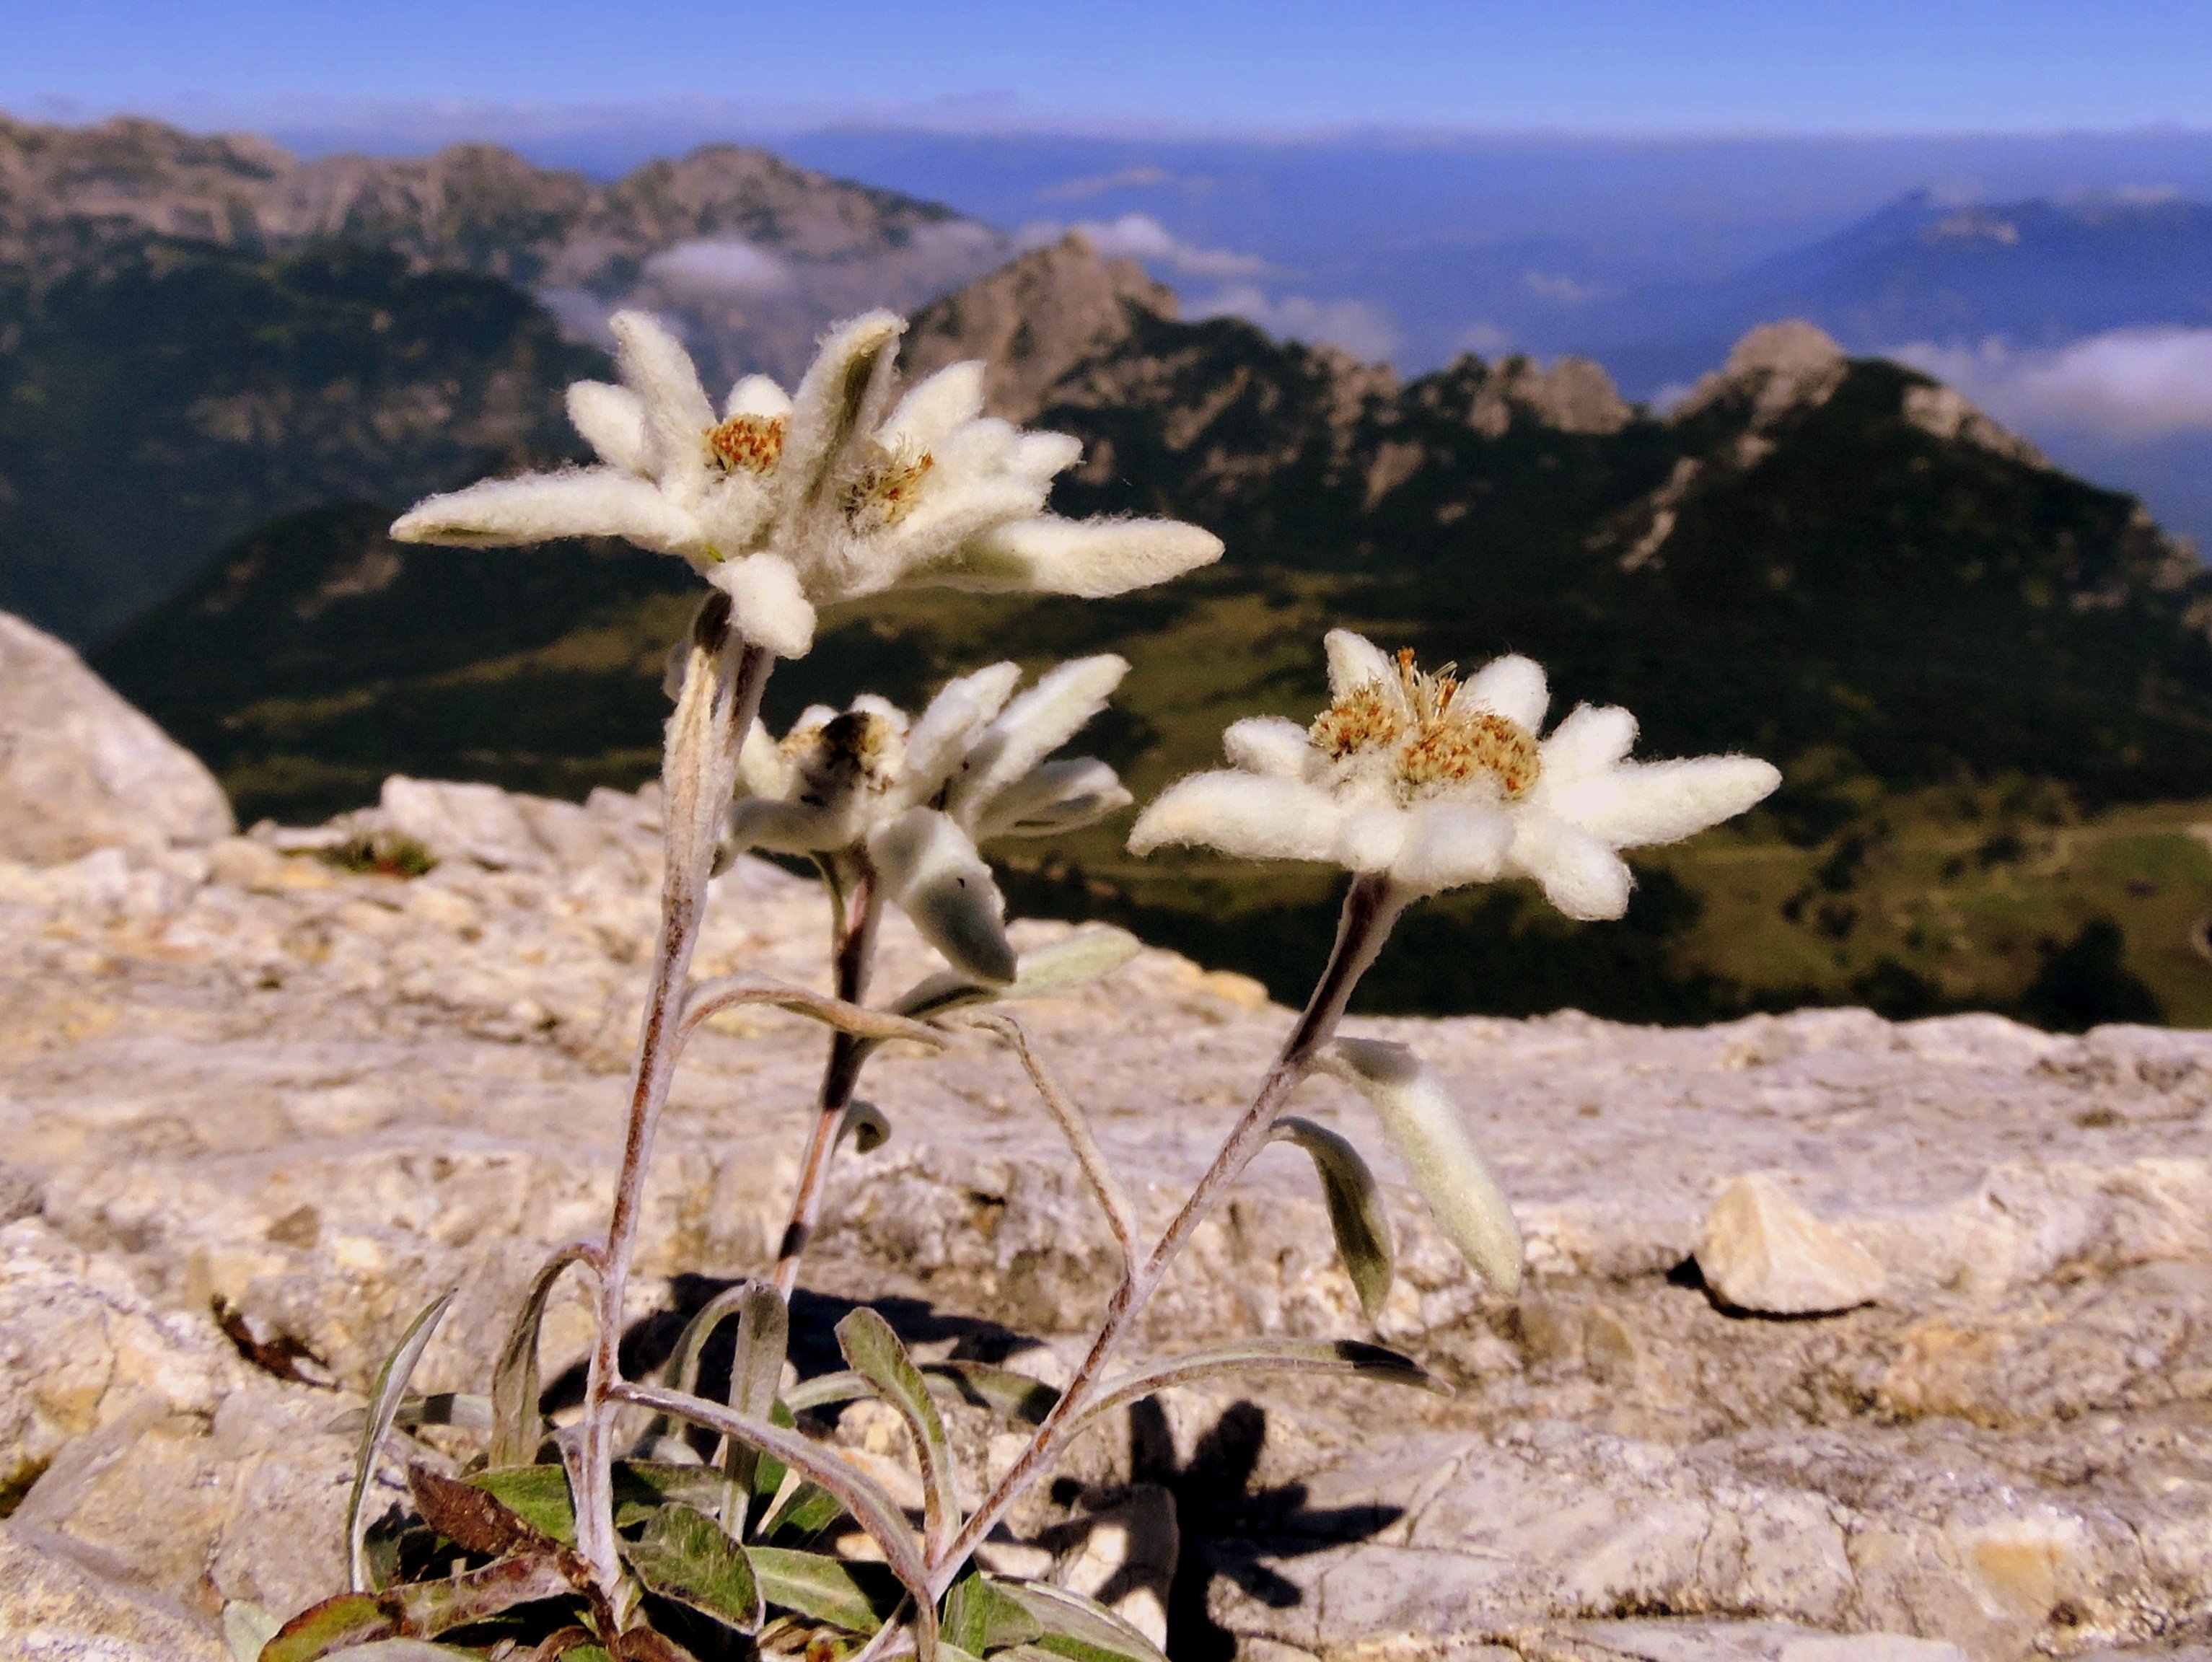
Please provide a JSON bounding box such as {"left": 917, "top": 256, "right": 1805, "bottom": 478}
{"left": 728, "top": 656, "right": 1133, "bottom": 982}
{"left": 1128, "top": 629, "right": 1780, "bottom": 919}
{"left": 390, "top": 310, "right": 1221, "bottom": 659}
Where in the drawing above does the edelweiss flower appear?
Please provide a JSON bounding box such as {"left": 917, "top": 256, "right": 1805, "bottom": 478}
{"left": 1129, "top": 630, "right": 1779, "bottom": 919}
{"left": 390, "top": 311, "right": 1221, "bottom": 659}
{"left": 728, "top": 656, "right": 1133, "bottom": 982}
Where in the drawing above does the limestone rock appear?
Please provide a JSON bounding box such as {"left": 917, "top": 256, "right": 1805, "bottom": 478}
{"left": 0, "top": 610, "right": 233, "bottom": 863}
{"left": 0, "top": 1521, "right": 228, "bottom": 1661}
{"left": 1695, "top": 1174, "right": 1888, "bottom": 1314}
{"left": 1050, "top": 1485, "right": 1178, "bottom": 1648}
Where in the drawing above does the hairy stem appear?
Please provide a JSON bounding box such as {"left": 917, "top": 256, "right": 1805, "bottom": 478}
{"left": 771, "top": 853, "right": 884, "bottom": 1300}
{"left": 576, "top": 596, "right": 773, "bottom": 1596}
{"left": 929, "top": 873, "right": 1405, "bottom": 1590}
{"left": 966, "top": 1011, "right": 1139, "bottom": 1270}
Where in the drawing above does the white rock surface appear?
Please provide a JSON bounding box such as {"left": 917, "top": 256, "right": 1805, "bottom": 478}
{"left": 0, "top": 611, "right": 233, "bottom": 863}
{"left": 2, "top": 771, "right": 2211, "bottom": 1658}
{"left": 1695, "top": 1173, "right": 1889, "bottom": 1314}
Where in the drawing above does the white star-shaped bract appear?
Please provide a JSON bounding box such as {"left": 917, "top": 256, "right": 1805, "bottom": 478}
{"left": 727, "top": 656, "right": 1133, "bottom": 982}
{"left": 1128, "top": 629, "right": 1779, "bottom": 919}
{"left": 390, "top": 310, "right": 1221, "bottom": 659}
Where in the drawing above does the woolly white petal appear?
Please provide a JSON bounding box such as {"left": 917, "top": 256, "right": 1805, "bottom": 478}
{"left": 912, "top": 516, "right": 1223, "bottom": 598}
{"left": 1011, "top": 431, "right": 1084, "bottom": 483}
{"left": 1464, "top": 654, "right": 1549, "bottom": 734}
{"left": 869, "top": 808, "right": 1017, "bottom": 985}
{"left": 725, "top": 374, "right": 792, "bottom": 419}
{"left": 390, "top": 469, "right": 698, "bottom": 551}
{"left": 1538, "top": 703, "right": 1638, "bottom": 783}
{"left": 898, "top": 662, "right": 1024, "bottom": 805}
{"left": 1324, "top": 1039, "right": 1522, "bottom": 1296}
{"left": 869, "top": 472, "right": 1053, "bottom": 594}
{"left": 566, "top": 381, "right": 649, "bottom": 473}
{"left": 728, "top": 797, "right": 845, "bottom": 855}
{"left": 708, "top": 555, "right": 814, "bottom": 658}
{"left": 1324, "top": 630, "right": 1396, "bottom": 703}
{"left": 1549, "top": 756, "right": 1781, "bottom": 849}
{"left": 737, "top": 718, "right": 790, "bottom": 799}
{"left": 1507, "top": 814, "right": 1634, "bottom": 921}
{"left": 949, "top": 655, "right": 1128, "bottom": 822}
{"left": 610, "top": 310, "right": 714, "bottom": 482}
{"left": 1389, "top": 802, "right": 1513, "bottom": 895}
{"left": 976, "top": 758, "right": 1131, "bottom": 840}
{"left": 1129, "top": 772, "right": 1346, "bottom": 863}
{"left": 1223, "top": 716, "right": 1314, "bottom": 780}
{"left": 885, "top": 360, "right": 986, "bottom": 450}
{"left": 1333, "top": 807, "right": 1408, "bottom": 874}
{"left": 780, "top": 310, "right": 904, "bottom": 524}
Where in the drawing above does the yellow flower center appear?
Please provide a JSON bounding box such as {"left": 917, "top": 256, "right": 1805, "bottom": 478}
{"left": 1309, "top": 646, "right": 1541, "bottom": 802}
{"left": 843, "top": 446, "right": 934, "bottom": 531}
{"left": 706, "top": 413, "right": 786, "bottom": 475}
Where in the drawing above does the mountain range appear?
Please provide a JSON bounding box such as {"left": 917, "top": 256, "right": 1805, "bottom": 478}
{"left": 8, "top": 109, "right": 2212, "bottom": 1028}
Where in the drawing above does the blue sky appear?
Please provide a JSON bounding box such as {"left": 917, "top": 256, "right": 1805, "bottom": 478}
{"left": 7, "top": 0, "right": 2212, "bottom": 136}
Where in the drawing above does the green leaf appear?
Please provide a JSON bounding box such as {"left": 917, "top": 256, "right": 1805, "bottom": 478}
{"left": 260, "top": 1594, "right": 393, "bottom": 1662}
{"left": 349, "top": 1288, "right": 455, "bottom": 1593}
{"left": 492, "top": 1244, "right": 596, "bottom": 1469}
{"left": 784, "top": 1361, "right": 1058, "bottom": 1426}
{"left": 758, "top": 1478, "right": 843, "bottom": 1542}
{"left": 468, "top": 1464, "right": 577, "bottom": 1544}
{"left": 623, "top": 1502, "right": 765, "bottom": 1632}
{"left": 835, "top": 1309, "right": 962, "bottom": 1558}
{"left": 941, "top": 1571, "right": 1043, "bottom": 1655}
{"left": 1272, "top": 1116, "right": 1395, "bottom": 1320}
{"left": 383, "top": 1552, "right": 579, "bottom": 1636}
{"left": 995, "top": 1580, "right": 1168, "bottom": 1662}
{"left": 613, "top": 1381, "right": 933, "bottom": 1635}
{"left": 1323, "top": 1039, "right": 1523, "bottom": 1296}
{"left": 1071, "top": 1338, "right": 1447, "bottom": 1438}
{"left": 838, "top": 1100, "right": 892, "bottom": 1154}
{"left": 748, "top": 1547, "right": 901, "bottom": 1633}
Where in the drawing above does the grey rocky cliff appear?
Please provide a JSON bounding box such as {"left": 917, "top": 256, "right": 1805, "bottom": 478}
{"left": 1, "top": 659, "right": 2211, "bottom": 1656}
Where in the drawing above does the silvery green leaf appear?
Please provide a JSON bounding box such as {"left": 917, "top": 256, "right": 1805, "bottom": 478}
{"left": 492, "top": 1243, "right": 595, "bottom": 1468}
{"left": 839, "top": 1100, "right": 892, "bottom": 1153}
{"left": 723, "top": 1285, "right": 789, "bottom": 1535}
{"left": 786, "top": 1358, "right": 1061, "bottom": 1428}
{"left": 1071, "top": 1338, "right": 1446, "bottom": 1438}
{"left": 835, "top": 1309, "right": 962, "bottom": 1560}
{"left": 260, "top": 1599, "right": 394, "bottom": 1662}
{"left": 623, "top": 1501, "right": 765, "bottom": 1632}
{"left": 683, "top": 974, "right": 948, "bottom": 1046}
{"left": 222, "top": 1599, "right": 278, "bottom": 1662}
{"left": 382, "top": 1553, "right": 578, "bottom": 1637}
{"left": 1271, "top": 1117, "right": 1395, "bottom": 1321}
{"left": 748, "top": 1547, "right": 902, "bottom": 1633}
{"left": 996, "top": 1579, "right": 1169, "bottom": 1662}
{"left": 613, "top": 1380, "right": 934, "bottom": 1629}
{"left": 869, "top": 809, "right": 1017, "bottom": 985}
{"left": 890, "top": 926, "right": 1143, "bottom": 1022}
{"left": 348, "top": 1287, "right": 455, "bottom": 1593}
{"left": 1323, "top": 1039, "right": 1524, "bottom": 1296}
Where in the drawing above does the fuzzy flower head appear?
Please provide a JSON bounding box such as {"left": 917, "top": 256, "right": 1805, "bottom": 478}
{"left": 390, "top": 310, "right": 1222, "bottom": 659}
{"left": 728, "top": 656, "right": 1133, "bottom": 982}
{"left": 1129, "top": 630, "right": 1780, "bottom": 919}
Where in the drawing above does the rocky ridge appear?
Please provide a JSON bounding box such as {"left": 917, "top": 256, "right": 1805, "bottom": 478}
{"left": 4, "top": 641, "right": 2212, "bottom": 1661}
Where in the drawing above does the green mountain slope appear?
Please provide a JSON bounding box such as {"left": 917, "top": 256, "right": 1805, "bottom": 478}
{"left": 0, "top": 237, "right": 602, "bottom": 640}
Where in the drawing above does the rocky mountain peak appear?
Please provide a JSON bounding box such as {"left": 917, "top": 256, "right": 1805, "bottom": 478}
{"left": 1672, "top": 319, "right": 1848, "bottom": 421}
{"left": 902, "top": 232, "right": 1177, "bottom": 421}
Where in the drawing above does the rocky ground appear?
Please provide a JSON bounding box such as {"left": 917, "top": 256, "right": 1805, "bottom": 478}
{"left": 5, "top": 617, "right": 2212, "bottom": 1662}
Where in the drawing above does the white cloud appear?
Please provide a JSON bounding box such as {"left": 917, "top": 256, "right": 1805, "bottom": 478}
{"left": 1193, "top": 283, "right": 1402, "bottom": 363}
{"left": 1016, "top": 212, "right": 1265, "bottom": 279}
{"left": 536, "top": 284, "right": 617, "bottom": 348}
{"left": 1896, "top": 327, "right": 2212, "bottom": 439}
{"left": 1454, "top": 320, "right": 1516, "bottom": 356}
{"left": 1522, "top": 270, "right": 1601, "bottom": 305}
{"left": 641, "top": 238, "right": 794, "bottom": 299}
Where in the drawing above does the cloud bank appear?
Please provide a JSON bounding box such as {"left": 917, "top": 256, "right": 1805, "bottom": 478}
{"left": 1897, "top": 327, "right": 2212, "bottom": 439}
{"left": 641, "top": 238, "right": 794, "bottom": 298}
{"left": 1193, "top": 284, "right": 1403, "bottom": 362}
{"left": 1017, "top": 212, "right": 1265, "bottom": 279}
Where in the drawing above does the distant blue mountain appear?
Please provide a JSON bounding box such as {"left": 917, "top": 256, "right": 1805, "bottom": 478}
{"left": 1590, "top": 190, "right": 2212, "bottom": 393}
